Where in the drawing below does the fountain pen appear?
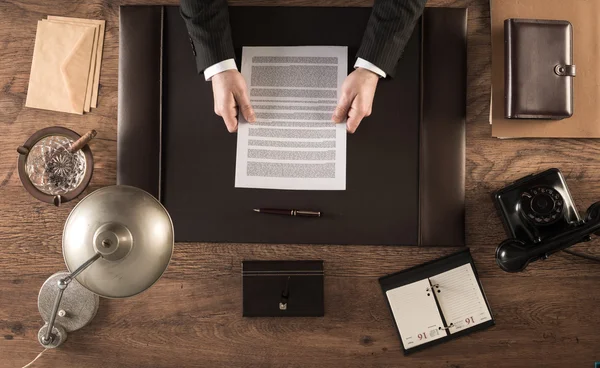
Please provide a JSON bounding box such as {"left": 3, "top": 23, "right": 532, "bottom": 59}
{"left": 253, "top": 208, "right": 322, "bottom": 217}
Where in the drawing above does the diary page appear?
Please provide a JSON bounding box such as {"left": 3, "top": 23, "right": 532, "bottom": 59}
{"left": 385, "top": 279, "right": 447, "bottom": 350}
{"left": 429, "top": 263, "right": 492, "bottom": 334}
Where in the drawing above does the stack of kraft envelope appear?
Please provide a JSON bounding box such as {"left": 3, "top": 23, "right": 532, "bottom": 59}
{"left": 25, "top": 16, "right": 106, "bottom": 115}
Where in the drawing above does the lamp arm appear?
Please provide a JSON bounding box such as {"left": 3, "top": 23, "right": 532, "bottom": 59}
{"left": 41, "top": 252, "right": 102, "bottom": 345}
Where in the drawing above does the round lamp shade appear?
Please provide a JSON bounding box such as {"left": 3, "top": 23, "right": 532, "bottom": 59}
{"left": 62, "top": 185, "right": 174, "bottom": 298}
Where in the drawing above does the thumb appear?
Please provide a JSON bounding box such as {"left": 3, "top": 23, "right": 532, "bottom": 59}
{"left": 235, "top": 89, "right": 256, "bottom": 123}
{"left": 332, "top": 93, "right": 352, "bottom": 123}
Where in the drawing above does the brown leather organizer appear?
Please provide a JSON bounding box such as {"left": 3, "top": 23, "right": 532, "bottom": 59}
{"left": 117, "top": 6, "right": 467, "bottom": 246}
{"left": 504, "top": 19, "right": 575, "bottom": 119}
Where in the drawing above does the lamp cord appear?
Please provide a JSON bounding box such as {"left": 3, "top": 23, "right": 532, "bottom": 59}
{"left": 21, "top": 348, "right": 49, "bottom": 368}
{"left": 563, "top": 248, "right": 600, "bottom": 263}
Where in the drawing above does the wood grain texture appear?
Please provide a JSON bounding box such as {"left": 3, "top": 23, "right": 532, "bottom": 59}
{"left": 1, "top": 0, "right": 600, "bottom": 367}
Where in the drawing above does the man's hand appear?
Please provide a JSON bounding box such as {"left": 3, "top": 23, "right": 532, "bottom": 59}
{"left": 332, "top": 68, "right": 379, "bottom": 133}
{"left": 211, "top": 70, "right": 256, "bottom": 132}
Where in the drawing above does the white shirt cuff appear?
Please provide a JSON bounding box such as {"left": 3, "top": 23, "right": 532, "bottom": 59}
{"left": 203, "top": 59, "right": 238, "bottom": 81}
{"left": 354, "top": 58, "right": 387, "bottom": 78}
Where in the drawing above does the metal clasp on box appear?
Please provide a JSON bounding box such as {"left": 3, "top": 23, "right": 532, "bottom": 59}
{"left": 279, "top": 276, "right": 291, "bottom": 310}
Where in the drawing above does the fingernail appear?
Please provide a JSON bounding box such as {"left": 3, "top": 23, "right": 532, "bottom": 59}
{"left": 248, "top": 113, "right": 256, "bottom": 123}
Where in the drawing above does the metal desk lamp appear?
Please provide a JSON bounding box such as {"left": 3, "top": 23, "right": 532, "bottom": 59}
{"left": 37, "top": 185, "right": 174, "bottom": 348}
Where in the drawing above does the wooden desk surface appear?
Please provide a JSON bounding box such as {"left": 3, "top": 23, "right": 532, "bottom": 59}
{"left": 1, "top": 0, "right": 599, "bottom": 367}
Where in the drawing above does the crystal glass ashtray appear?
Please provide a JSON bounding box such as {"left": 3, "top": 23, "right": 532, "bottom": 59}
{"left": 25, "top": 135, "right": 87, "bottom": 196}
{"left": 17, "top": 127, "right": 95, "bottom": 206}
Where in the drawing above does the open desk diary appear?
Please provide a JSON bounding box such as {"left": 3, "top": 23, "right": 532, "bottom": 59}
{"left": 379, "top": 249, "right": 494, "bottom": 354}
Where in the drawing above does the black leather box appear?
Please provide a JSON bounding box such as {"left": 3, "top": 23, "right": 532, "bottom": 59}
{"left": 242, "top": 260, "right": 324, "bottom": 317}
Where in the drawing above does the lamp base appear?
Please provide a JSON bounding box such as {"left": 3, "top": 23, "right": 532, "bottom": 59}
{"left": 38, "top": 272, "right": 99, "bottom": 348}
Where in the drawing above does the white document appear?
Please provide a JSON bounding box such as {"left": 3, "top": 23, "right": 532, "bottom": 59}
{"left": 429, "top": 263, "right": 493, "bottom": 334}
{"left": 386, "top": 279, "right": 447, "bottom": 349}
{"left": 235, "top": 46, "right": 347, "bottom": 190}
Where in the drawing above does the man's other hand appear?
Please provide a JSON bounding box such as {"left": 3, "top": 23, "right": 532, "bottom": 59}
{"left": 332, "top": 68, "right": 379, "bottom": 133}
{"left": 211, "top": 70, "right": 256, "bottom": 132}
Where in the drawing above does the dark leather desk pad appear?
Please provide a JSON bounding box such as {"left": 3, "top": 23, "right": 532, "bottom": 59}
{"left": 118, "top": 6, "right": 467, "bottom": 246}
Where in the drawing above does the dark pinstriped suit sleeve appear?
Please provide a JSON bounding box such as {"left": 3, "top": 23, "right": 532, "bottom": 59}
{"left": 180, "top": 0, "right": 235, "bottom": 74}
{"left": 357, "top": 0, "right": 427, "bottom": 78}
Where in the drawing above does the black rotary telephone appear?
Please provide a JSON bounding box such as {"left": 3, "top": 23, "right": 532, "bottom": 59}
{"left": 493, "top": 168, "right": 600, "bottom": 272}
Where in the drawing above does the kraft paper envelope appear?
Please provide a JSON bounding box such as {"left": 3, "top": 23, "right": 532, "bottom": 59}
{"left": 48, "top": 16, "right": 106, "bottom": 108}
{"left": 26, "top": 21, "right": 95, "bottom": 114}
{"left": 43, "top": 19, "right": 98, "bottom": 112}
